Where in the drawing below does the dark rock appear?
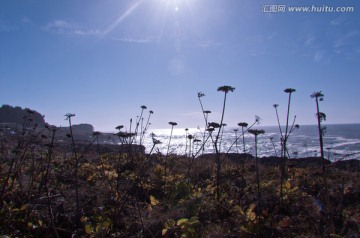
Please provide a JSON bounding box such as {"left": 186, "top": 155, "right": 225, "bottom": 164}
{"left": 332, "top": 159, "right": 360, "bottom": 172}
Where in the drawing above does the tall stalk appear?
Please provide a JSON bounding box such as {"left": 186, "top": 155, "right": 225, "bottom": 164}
{"left": 233, "top": 129, "right": 239, "bottom": 153}
{"left": 165, "top": 122, "right": 177, "bottom": 178}
{"left": 278, "top": 88, "right": 296, "bottom": 203}
{"left": 140, "top": 110, "right": 153, "bottom": 145}
{"left": 238, "top": 122, "right": 248, "bottom": 153}
{"left": 311, "top": 92, "right": 325, "bottom": 162}
{"left": 215, "top": 85, "right": 235, "bottom": 203}
{"left": 65, "top": 113, "right": 80, "bottom": 227}
{"left": 197, "top": 92, "right": 210, "bottom": 154}
{"left": 249, "top": 129, "right": 265, "bottom": 224}
{"left": 311, "top": 91, "right": 334, "bottom": 234}
{"left": 134, "top": 105, "right": 147, "bottom": 144}
{"left": 283, "top": 88, "right": 296, "bottom": 158}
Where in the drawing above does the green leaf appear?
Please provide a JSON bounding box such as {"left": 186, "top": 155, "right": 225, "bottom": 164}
{"left": 85, "top": 224, "right": 93, "bottom": 234}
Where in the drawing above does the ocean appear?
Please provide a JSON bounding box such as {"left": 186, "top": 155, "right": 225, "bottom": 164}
{"left": 142, "top": 124, "right": 360, "bottom": 161}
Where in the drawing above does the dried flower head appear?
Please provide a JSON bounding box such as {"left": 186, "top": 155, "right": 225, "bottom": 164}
{"left": 248, "top": 129, "right": 265, "bottom": 136}
{"left": 217, "top": 85, "right": 235, "bottom": 93}
{"left": 238, "top": 122, "right": 248, "bottom": 127}
{"left": 169, "top": 122, "right": 178, "bottom": 126}
{"left": 284, "top": 88, "right": 296, "bottom": 94}
{"left": 198, "top": 92, "right": 205, "bottom": 98}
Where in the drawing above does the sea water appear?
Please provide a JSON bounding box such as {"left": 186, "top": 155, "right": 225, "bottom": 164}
{"left": 142, "top": 124, "right": 360, "bottom": 161}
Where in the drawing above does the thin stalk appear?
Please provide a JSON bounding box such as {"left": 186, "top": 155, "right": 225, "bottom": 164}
{"left": 66, "top": 114, "right": 80, "bottom": 227}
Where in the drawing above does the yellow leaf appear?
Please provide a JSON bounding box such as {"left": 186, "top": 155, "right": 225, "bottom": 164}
{"left": 162, "top": 228, "right": 168, "bottom": 236}
{"left": 80, "top": 216, "right": 88, "bottom": 222}
{"left": 285, "top": 181, "right": 291, "bottom": 190}
{"left": 246, "top": 204, "right": 256, "bottom": 221}
{"left": 20, "top": 204, "right": 29, "bottom": 211}
{"left": 38, "top": 220, "right": 43, "bottom": 227}
{"left": 150, "top": 195, "right": 159, "bottom": 206}
{"left": 329, "top": 234, "right": 343, "bottom": 238}
{"left": 103, "top": 220, "right": 112, "bottom": 229}
{"left": 27, "top": 222, "right": 33, "bottom": 228}
{"left": 177, "top": 218, "right": 188, "bottom": 226}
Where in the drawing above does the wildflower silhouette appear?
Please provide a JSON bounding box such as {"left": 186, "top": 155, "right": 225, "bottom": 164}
{"left": 311, "top": 91, "right": 326, "bottom": 160}
{"left": 311, "top": 91, "right": 334, "bottom": 234}
{"left": 238, "top": 122, "right": 248, "bottom": 153}
{"left": 249, "top": 129, "right": 265, "bottom": 224}
{"left": 283, "top": 88, "right": 296, "bottom": 158}
{"left": 215, "top": 85, "right": 235, "bottom": 203}
{"left": 219, "top": 123, "right": 227, "bottom": 151}
{"left": 198, "top": 92, "right": 211, "bottom": 155}
{"left": 185, "top": 128, "right": 189, "bottom": 156}
{"left": 273, "top": 104, "right": 283, "bottom": 142}
{"left": 140, "top": 109, "right": 153, "bottom": 145}
{"left": 165, "top": 121, "right": 177, "bottom": 177}
{"left": 149, "top": 136, "right": 162, "bottom": 155}
{"left": 274, "top": 88, "right": 298, "bottom": 203}
{"left": 133, "top": 105, "right": 147, "bottom": 144}
{"left": 115, "top": 125, "right": 124, "bottom": 132}
{"left": 197, "top": 92, "right": 206, "bottom": 122}
{"left": 187, "top": 134, "right": 194, "bottom": 157}
{"left": 65, "top": 113, "right": 80, "bottom": 227}
{"left": 269, "top": 137, "right": 278, "bottom": 157}
{"left": 227, "top": 116, "right": 260, "bottom": 153}
{"left": 233, "top": 128, "right": 239, "bottom": 153}
{"left": 208, "top": 122, "right": 221, "bottom": 129}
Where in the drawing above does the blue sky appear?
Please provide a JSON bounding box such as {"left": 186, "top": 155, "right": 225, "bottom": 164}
{"left": 1, "top": 0, "right": 359, "bottom": 131}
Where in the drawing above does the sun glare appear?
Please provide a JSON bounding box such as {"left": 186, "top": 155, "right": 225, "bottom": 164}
{"left": 160, "top": 0, "right": 191, "bottom": 12}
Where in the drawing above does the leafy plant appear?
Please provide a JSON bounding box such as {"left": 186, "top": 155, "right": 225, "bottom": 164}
{"left": 162, "top": 216, "right": 200, "bottom": 238}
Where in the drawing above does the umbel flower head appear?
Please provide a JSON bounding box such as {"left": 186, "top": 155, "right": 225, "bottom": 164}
{"left": 169, "top": 122, "right": 177, "bottom": 126}
{"left": 141, "top": 105, "right": 147, "bottom": 110}
{"left": 152, "top": 138, "right": 162, "bottom": 145}
{"left": 115, "top": 125, "right": 124, "bottom": 131}
{"left": 248, "top": 129, "right": 265, "bottom": 136}
{"left": 65, "top": 113, "right": 75, "bottom": 119}
{"left": 284, "top": 88, "right": 296, "bottom": 94}
{"left": 208, "top": 122, "right": 221, "bottom": 128}
{"left": 198, "top": 92, "right": 205, "bottom": 98}
{"left": 238, "top": 122, "right": 248, "bottom": 127}
{"left": 217, "top": 85, "right": 235, "bottom": 93}
{"left": 311, "top": 91, "right": 325, "bottom": 101}
{"left": 117, "top": 132, "right": 136, "bottom": 138}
